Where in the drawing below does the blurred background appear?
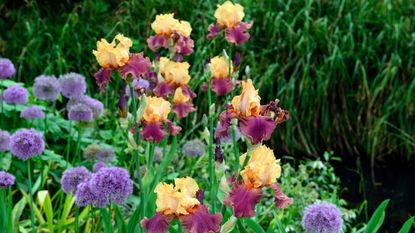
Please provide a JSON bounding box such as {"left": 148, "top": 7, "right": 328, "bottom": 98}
{"left": 1, "top": 0, "right": 414, "bottom": 231}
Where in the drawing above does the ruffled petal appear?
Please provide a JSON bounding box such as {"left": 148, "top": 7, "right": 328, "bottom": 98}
{"left": 141, "top": 212, "right": 173, "bottom": 233}
{"left": 173, "top": 103, "right": 196, "bottom": 119}
{"left": 179, "top": 205, "right": 222, "bottom": 233}
{"left": 211, "top": 78, "right": 234, "bottom": 96}
{"left": 214, "top": 109, "right": 234, "bottom": 139}
{"left": 225, "top": 179, "right": 262, "bottom": 218}
{"left": 94, "top": 68, "right": 112, "bottom": 92}
{"left": 141, "top": 123, "right": 167, "bottom": 143}
{"left": 181, "top": 85, "right": 197, "bottom": 99}
{"left": 207, "top": 24, "right": 221, "bottom": 40}
{"left": 153, "top": 82, "right": 175, "bottom": 99}
{"left": 270, "top": 183, "right": 293, "bottom": 209}
{"left": 119, "top": 53, "right": 151, "bottom": 79}
{"left": 224, "top": 22, "right": 252, "bottom": 45}
{"left": 260, "top": 100, "right": 290, "bottom": 124}
{"left": 239, "top": 115, "right": 276, "bottom": 144}
{"left": 167, "top": 120, "right": 182, "bottom": 136}
{"left": 147, "top": 35, "right": 169, "bottom": 51}
{"left": 175, "top": 34, "right": 194, "bottom": 56}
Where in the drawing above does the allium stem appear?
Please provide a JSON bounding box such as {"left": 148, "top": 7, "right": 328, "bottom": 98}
{"left": 90, "top": 205, "right": 95, "bottom": 233}
{"left": 75, "top": 206, "right": 79, "bottom": 233}
{"left": 66, "top": 120, "right": 73, "bottom": 168}
{"left": 7, "top": 187, "right": 13, "bottom": 233}
{"left": 27, "top": 160, "right": 36, "bottom": 233}
{"left": 207, "top": 80, "right": 217, "bottom": 212}
{"left": 0, "top": 189, "right": 6, "bottom": 233}
{"left": 73, "top": 127, "right": 83, "bottom": 164}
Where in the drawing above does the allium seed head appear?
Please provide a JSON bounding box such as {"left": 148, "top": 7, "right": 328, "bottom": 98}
{"left": 0, "top": 171, "right": 15, "bottom": 188}
{"left": 3, "top": 85, "right": 28, "bottom": 105}
{"left": 9, "top": 129, "right": 45, "bottom": 160}
{"left": 0, "top": 58, "right": 16, "bottom": 80}
{"left": 302, "top": 202, "right": 343, "bottom": 233}
{"left": 33, "top": 75, "right": 60, "bottom": 101}
{"left": 61, "top": 167, "right": 92, "bottom": 194}
{"left": 59, "top": 72, "right": 87, "bottom": 98}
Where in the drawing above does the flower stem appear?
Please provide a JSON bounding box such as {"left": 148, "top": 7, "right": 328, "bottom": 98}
{"left": 27, "top": 160, "right": 36, "bottom": 233}
{"left": 75, "top": 206, "right": 79, "bottom": 233}
{"left": 207, "top": 80, "right": 217, "bottom": 212}
{"left": 73, "top": 126, "right": 83, "bottom": 164}
{"left": 0, "top": 189, "right": 6, "bottom": 233}
{"left": 7, "top": 187, "right": 13, "bottom": 233}
{"left": 231, "top": 124, "right": 239, "bottom": 171}
{"left": 66, "top": 120, "right": 72, "bottom": 168}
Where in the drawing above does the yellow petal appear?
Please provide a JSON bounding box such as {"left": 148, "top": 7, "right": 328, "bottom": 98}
{"left": 173, "top": 87, "right": 190, "bottom": 104}
{"left": 214, "top": 1, "right": 245, "bottom": 28}
{"left": 231, "top": 79, "right": 260, "bottom": 117}
{"left": 174, "top": 177, "right": 199, "bottom": 198}
{"left": 93, "top": 34, "right": 132, "bottom": 68}
{"left": 151, "top": 13, "right": 178, "bottom": 36}
{"left": 159, "top": 57, "right": 170, "bottom": 75}
{"left": 210, "top": 56, "right": 233, "bottom": 79}
{"left": 143, "top": 96, "right": 171, "bottom": 124}
{"left": 164, "top": 61, "right": 191, "bottom": 86}
{"left": 174, "top": 20, "right": 192, "bottom": 37}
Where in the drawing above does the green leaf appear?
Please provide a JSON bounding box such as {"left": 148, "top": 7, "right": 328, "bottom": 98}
{"left": 398, "top": 217, "right": 414, "bottom": 233}
{"left": 0, "top": 153, "right": 12, "bottom": 171}
{"left": 244, "top": 218, "right": 266, "bottom": 233}
{"left": 364, "top": 199, "right": 390, "bottom": 233}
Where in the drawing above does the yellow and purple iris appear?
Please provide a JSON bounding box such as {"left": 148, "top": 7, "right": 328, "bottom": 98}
{"left": 207, "top": 1, "right": 252, "bottom": 45}
{"left": 147, "top": 13, "right": 194, "bottom": 56}
{"left": 140, "top": 96, "right": 181, "bottom": 142}
{"left": 141, "top": 177, "right": 222, "bottom": 233}
{"left": 153, "top": 57, "right": 197, "bottom": 119}
{"left": 215, "top": 79, "right": 289, "bottom": 144}
{"left": 93, "top": 34, "right": 151, "bottom": 91}
{"left": 209, "top": 55, "right": 235, "bottom": 96}
{"left": 225, "top": 145, "right": 292, "bottom": 217}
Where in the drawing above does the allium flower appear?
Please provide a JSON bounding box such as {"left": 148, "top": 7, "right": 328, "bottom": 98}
{"left": 209, "top": 55, "right": 235, "bottom": 96}
{"left": 147, "top": 13, "right": 194, "bottom": 56}
{"left": 67, "top": 95, "right": 103, "bottom": 120}
{"left": 3, "top": 85, "right": 28, "bottom": 105}
{"left": 93, "top": 162, "right": 106, "bottom": 172}
{"left": 83, "top": 143, "right": 101, "bottom": 161}
{"left": 216, "top": 79, "right": 289, "bottom": 144}
{"left": 207, "top": 1, "right": 252, "bottom": 45}
{"left": 182, "top": 139, "right": 205, "bottom": 157}
{"left": 140, "top": 96, "right": 181, "bottom": 142}
{"left": 9, "top": 129, "right": 45, "bottom": 160}
{"left": 0, "top": 58, "right": 16, "bottom": 79}
{"left": 142, "top": 177, "right": 222, "bottom": 233}
{"left": 59, "top": 72, "right": 87, "bottom": 98}
{"left": 61, "top": 167, "right": 92, "bottom": 194}
{"left": 33, "top": 75, "right": 60, "bottom": 101}
{"left": 20, "top": 106, "right": 45, "bottom": 120}
{"left": 68, "top": 103, "right": 93, "bottom": 122}
{"left": 0, "top": 130, "right": 10, "bottom": 152}
{"left": 75, "top": 181, "right": 107, "bottom": 208}
{"left": 89, "top": 167, "right": 133, "bottom": 205}
{"left": 302, "top": 202, "right": 343, "bottom": 233}
{"left": 0, "top": 171, "right": 15, "bottom": 188}
{"left": 225, "top": 145, "right": 292, "bottom": 217}
{"left": 96, "top": 147, "right": 115, "bottom": 163}
{"left": 153, "top": 147, "right": 164, "bottom": 162}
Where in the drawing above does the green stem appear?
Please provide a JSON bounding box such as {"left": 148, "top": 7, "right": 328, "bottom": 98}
{"left": 7, "top": 187, "right": 13, "bottom": 233}
{"left": 0, "top": 189, "right": 6, "bottom": 233}
{"left": 27, "top": 160, "right": 36, "bottom": 233}
{"left": 231, "top": 124, "right": 239, "bottom": 171}
{"left": 73, "top": 126, "right": 82, "bottom": 164}
{"left": 75, "top": 206, "right": 79, "bottom": 233}
{"left": 207, "top": 80, "right": 217, "bottom": 212}
{"left": 44, "top": 110, "right": 48, "bottom": 135}
{"left": 66, "top": 120, "right": 73, "bottom": 168}
{"left": 129, "top": 84, "right": 144, "bottom": 233}
{"left": 90, "top": 206, "right": 95, "bottom": 233}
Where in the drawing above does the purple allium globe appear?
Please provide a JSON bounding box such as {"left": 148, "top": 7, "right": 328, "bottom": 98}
{"left": 93, "top": 162, "right": 106, "bottom": 172}
{"left": 75, "top": 181, "right": 107, "bottom": 208}
{"left": 67, "top": 96, "right": 103, "bottom": 120}
{"left": 61, "top": 167, "right": 92, "bottom": 194}
{"left": 9, "top": 128, "right": 45, "bottom": 160}
{"left": 182, "top": 139, "right": 206, "bottom": 157}
{"left": 302, "top": 202, "right": 343, "bottom": 233}
{"left": 68, "top": 103, "right": 93, "bottom": 122}
{"left": 89, "top": 167, "right": 133, "bottom": 205}
{"left": 0, "top": 129, "right": 10, "bottom": 152}
{"left": 0, "top": 58, "right": 16, "bottom": 80}
{"left": 0, "top": 171, "right": 15, "bottom": 188}
{"left": 59, "top": 72, "right": 87, "bottom": 98}
{"left": 20, "top": 106, "right": 45, "bottom": 120}
{"left": 3, "top": 85, "right": 28, "bottom": 105}
{"left": 95, "top": 147, "right": 115, "bottom": 163}
{"left": 83, "top": 143, "right": 101, "bottom": 161}
{"left": 33, "top": 75, "right": 61, "bottom": 101}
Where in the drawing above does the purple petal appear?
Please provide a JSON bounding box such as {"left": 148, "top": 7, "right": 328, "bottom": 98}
{"left": 94, "top": 68, "right": 112, "bottom": 92}
{"left": 118, "top": 89, "right": 128, "bottom": 118}
{"left": 173, "top": 103, "right": 196, "bottom": 119}
{"left": 225, "top": 180, "right": 262, "bottom": 218}
{"left": 141, "top": 212, "right": 172, "bottom": 233}
{"left": 147, "top": 35, "right": 169, "bottom": 51}
{"left": 225, "top": 22, "right": 253, "bottom": 45}
{"left": 153, "top": 82, "right": 174, "bottom": 99}
{"left": 196, "top": 189, "right": 205, "bottom": 204}
{"left": 214, "top": 109, "right": 234, "bottom": 140}
{"left": 167, "top": 120, "right": 181, "bottom": 136}
{"left": 211, "top": 78, "right": 234, "bottom": 96}
{"left": 207, "top": 24, "right": 221, "bottom": 40}
{"left": 175, "top": 34, "right": 194, "bottom": 56}
{"left": 239, "top": 116, "right": 276, "bottom": 144}
{"left": 119, "top": 53, "right": 151, "bottom": 79}
{"left": 179, "top": 205, "right": 222, "bottom": 233}
{"left": 141, "top": 123, "right": 167, "bottom": 143}
{"left": 270, "top": 183, "right": 293, "bottom": 209}
{"left": 233, "top": 52, "right": 241, "bottom": 67}
{"left": 181, "top": 85, "right": 197, "bottom": 99}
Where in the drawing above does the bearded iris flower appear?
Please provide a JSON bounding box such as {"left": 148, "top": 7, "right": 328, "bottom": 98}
{"left": 147, "top": 13, "right": 194, "bottom": 56}
{"left": 225, "top": 145, "right": 292, "bottom": 217}
{"left": 210, "top": 55, "right": 235, "bottom": 96}
{"left": 141, "top": 177, "right": 222, "bottom": 233}
{"left": 140, "top": 96, "right": 181, "bottom": 142}
{"left": 207, "top": 1, "right": 252, "bottom": 45}
{"left": 215, "top": 79, "right": 289, "bottom": 144}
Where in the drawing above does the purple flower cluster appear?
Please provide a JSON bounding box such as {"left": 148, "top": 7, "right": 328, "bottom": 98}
{"left": 0, "top": 130, "right": 10, "bottom": 152}
{"left": 83, "top": 144, "right": 115, "bottom": 163}
{"left": 3, "top": 85, "right": 28, "bottom": 105}
{"left": 68, "top": 103, "right": 93, "bottom": 122}
{"left": 20, "top": 106, "right": 45, "bottom": 120}
{"left": 302, "top": 202, "right": 343, "bottom": 233}
{"left": 59, "top": 72, "right": 87, "bottom": 98}
{"left": 61, "top": 167, "right": 92, "bottom": 194}
{"left": 33, "top": 75, "right": 61, "bottom": 101}
{"left": 182, "top": 139, "right": 206, "bottom": 157}
{"left": 9, "top": 128, "right": 45, "bottom": 160}
{"left": 0, "top": 58, "right": 15, "bottom": 80}
{"left": 67, "top": 95, "right": 103, "bottom": 121}
{"left": 70, "top": 166, "right": 133, "bottom": 208}
{"left": 0, "top": 171, "right": 15, "bottom": 188}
